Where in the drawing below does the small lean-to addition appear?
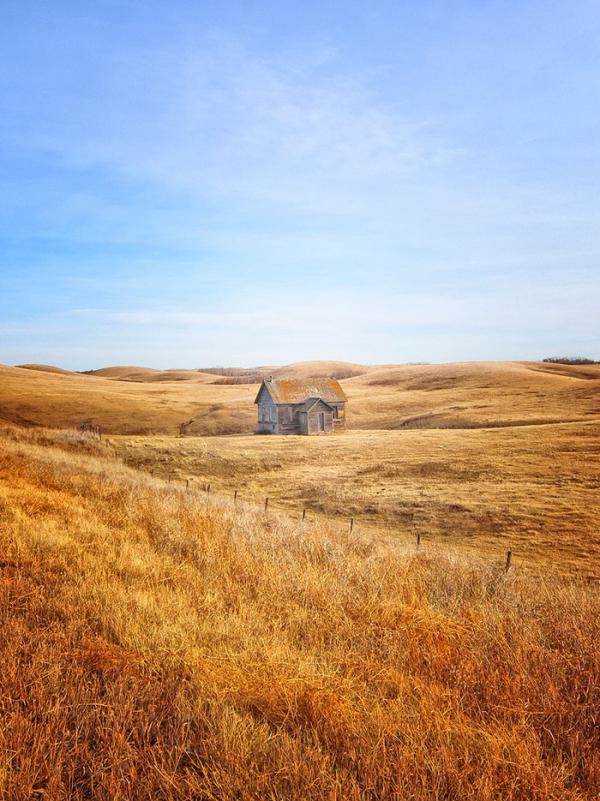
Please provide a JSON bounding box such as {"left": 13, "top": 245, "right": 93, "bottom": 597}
{"left": 255, "top": 377, "right": 347, "bottom": 435}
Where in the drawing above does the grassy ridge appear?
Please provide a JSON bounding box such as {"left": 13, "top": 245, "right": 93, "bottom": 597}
{"left": 1, "top": 425, "right": 599, "bottom": 799}
{"left": 1, "top": 360, "right": 599, "bottom": 435}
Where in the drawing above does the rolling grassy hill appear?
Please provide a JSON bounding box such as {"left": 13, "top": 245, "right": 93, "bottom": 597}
{"left": 1, "top": 423, "right": 598, "bottom": 800}
{"left": 345, "top": 360, "right": 600, "bottom": 429}
{"left": 0, "top": 363, "right": 256, "bottom": 434}
{"left": 2, "top": 360, "right": 599, "bottom": 435}
{"left": 3, "top": 359, "right": 599, "bottom": 577}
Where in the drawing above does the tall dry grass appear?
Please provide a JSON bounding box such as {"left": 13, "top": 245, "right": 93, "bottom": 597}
{"left": 115, "top": 421, "right": 600, "bottom": 578}
{"left": 1, "top": 424, "right": 598, "bottom": 800}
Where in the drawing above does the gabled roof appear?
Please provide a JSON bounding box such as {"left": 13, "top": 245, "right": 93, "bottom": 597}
{"left": 301, "top": 397, "right": 334, "bottom": 413}
{"left": 255, "top": 377, "right": 347, "bottom": 404}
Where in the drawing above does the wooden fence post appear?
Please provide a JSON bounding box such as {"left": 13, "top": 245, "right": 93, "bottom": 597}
{"left": 206, "top": 483, "right": 211, "bottom": 496}
{"left": 186, "top": 479, "right": 190, "bottom": 491}
{"left": 234, "top": 490, "right": 238, "bottom": 505}
{"left": 505, "top": 550, "right": 512, "bottom": 573}
{"left": 349, "top": 517, "right": 354, "bottom": 533}
{"left": 302, "top": 508, "right": 306, "bottom": 521}
{"left": 416, "top": 531, "right": 421, "bottom": 549}
{"left": 264, "top": 497, "right": 269, "bottom": 513}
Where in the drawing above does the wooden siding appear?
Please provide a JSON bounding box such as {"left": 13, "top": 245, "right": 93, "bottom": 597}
{"left": 256, "top": 385, "right": 279, "bottom": 434}
{"left": 277, "top": 403, "right": 301, "bottom": 434}
{"left": 328, "top": 402, "right": 345, "bottom": 431}
{"left": 255, "top": 381, "right": 346, "bottom": 435}
{"left": 306, "top": 399, "right": 335, "bottom": 435}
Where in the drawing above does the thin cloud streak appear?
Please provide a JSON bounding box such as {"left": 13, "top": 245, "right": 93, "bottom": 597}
{"left": 1, "top": 3, "right": 599, "bottom": 366}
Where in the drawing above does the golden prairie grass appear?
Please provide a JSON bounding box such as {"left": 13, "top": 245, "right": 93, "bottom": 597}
{"left": 1, "top": 424, "right": 599, "bottom": 800}
{"left": 0, "top": 363, "right": 258, "bottom": 435}
{"left": 115, "top": 420, "right": 600, "bottom": 579}
{"left": 2, "top": 360, "right": 599, "bottom": 435}
{"left": 346, "top": 360, "right": 600, "bottom": 430}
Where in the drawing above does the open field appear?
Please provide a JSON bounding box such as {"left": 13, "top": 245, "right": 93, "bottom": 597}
{"left": 1, "top": 423, "right": 599, "bottom": 800}
{"left": 2, "top": 359, "right": 599, "bottom": 577}
{"left": 115, "top": 421, "right": 600, "bottom": 579}
{"left": 1, "top": 360, "right": 599, "bottom": 435}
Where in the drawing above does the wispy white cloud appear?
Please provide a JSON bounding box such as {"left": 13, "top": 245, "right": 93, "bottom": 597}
{"left": 1, "top": 4, "right": 599, "bottom": 367}
{"left": 4, "top": 29, "right": 454, "bottom": 219}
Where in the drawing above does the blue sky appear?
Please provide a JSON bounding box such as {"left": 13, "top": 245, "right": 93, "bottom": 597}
{"left": 1, "top": 0, "right": 599, "bottom": 368}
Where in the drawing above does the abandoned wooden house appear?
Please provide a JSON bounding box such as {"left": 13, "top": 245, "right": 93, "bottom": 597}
{"left": 255, "top": 377, "right": 347, "bottom": 435}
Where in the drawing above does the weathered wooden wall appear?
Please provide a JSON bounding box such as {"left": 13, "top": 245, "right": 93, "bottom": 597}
{"left": 329, "top": 402, "right": 346, "bottom": 432}
{"left": 277, "top": 404, "right": 301, "bottom": 435}
{"left": 306, "top": 400, "right": 335, "bottom": 435}
{"left": 255, "top": 384, "right": 346, "bottom": 435}
{"left": 256, "top": 386, "right": 279, "bottom": 434}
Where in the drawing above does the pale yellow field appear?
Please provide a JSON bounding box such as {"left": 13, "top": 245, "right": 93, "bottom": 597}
{"left": 0, "top": 363, "right": 257, "bottom": 434}
{"left": 346, "top": 360, "right": 600, "bottom": 429}
{"left": 2, "top": 359, "right": 599, "bottom": 434}
{"left": 2, "top": 359, "right": 599, "bottom": 577}
{"left": 114, "top": 420, "right": 600, "bottom": 579}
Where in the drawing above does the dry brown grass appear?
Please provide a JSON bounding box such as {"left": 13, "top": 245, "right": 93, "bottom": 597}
{"left": 114, "top": 420, "right": 600, "bottom": 579}
{"left": 1, "top": 424, "right": 599, "bottom": 799}
{"left": 2, "top": 360, "right": 599, "bottom": 435}
{"left": 345, "top": 361, "right": 600, "bottom": 429}
{"left": 0, "top": 363, "right": 257, "bottom": 435}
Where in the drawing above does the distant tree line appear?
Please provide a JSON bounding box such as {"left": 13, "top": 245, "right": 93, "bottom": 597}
{"left": 542, "top": 357, "right": 599, "bottom": 365}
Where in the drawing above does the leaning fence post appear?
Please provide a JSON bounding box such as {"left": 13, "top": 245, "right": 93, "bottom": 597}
{"left": 234, "top": 490, "right": 238, "bottom": 505}
{"left": 206, "top": 483, "right": 211, "bottom": 496}
{"left": 505, "top": 550, "right": 512, "bottom": 573}
{"left": 186, "top": 479, "right": 190, "bottom": 491}
{"left": 264, "top": 497, "right": 269, "bottom": 513}
{"left": 302, "top": 508, "right": 306, "bottom": 521}
{"left": 349, "top": 517, "right": 354, "bottom": 533}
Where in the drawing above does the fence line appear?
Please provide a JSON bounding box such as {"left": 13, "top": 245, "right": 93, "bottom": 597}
{"left": 107, "top": 449, "right": 518, "bottom": 574}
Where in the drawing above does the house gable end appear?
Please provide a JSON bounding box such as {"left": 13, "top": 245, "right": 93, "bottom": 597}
{"left": 254, "top": 382, "right": 274, "bottom": 405}
{"left": 304, "top": 397, "right": 334, "bottom": 413}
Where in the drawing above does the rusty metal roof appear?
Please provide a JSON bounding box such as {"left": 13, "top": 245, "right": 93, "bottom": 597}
{"left": 255, "top": 378, "right": 347, "bottom": 404}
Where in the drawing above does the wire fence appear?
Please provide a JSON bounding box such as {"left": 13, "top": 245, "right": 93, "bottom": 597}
{"left": 104, "top": 444, "right": 518, "bottom": 575}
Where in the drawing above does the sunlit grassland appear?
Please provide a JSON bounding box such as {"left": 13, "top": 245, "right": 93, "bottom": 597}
{"left": 2, "top": 360, "right": 599, "bottom": 435}
{"left": 114, "top": 420, "right": 600, "bottom": 579}
{"left": 1, "top": 424, "right": 599, "bottom": 799}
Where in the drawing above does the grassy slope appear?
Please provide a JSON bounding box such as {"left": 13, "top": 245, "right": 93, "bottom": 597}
{"left": 1, "top": 424, "right": 599, "bottom": 800}
{"left": 1, "top": 360, "right": 599, "bottom": 435}
{"left": 344, "top": 361, "right": 600, "bottom": 429}
{"left": 0, "top": 363, "right": 257, "bottom": 435}
{"left": 115, "top": 420, "right": 600, "bottom": 579}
